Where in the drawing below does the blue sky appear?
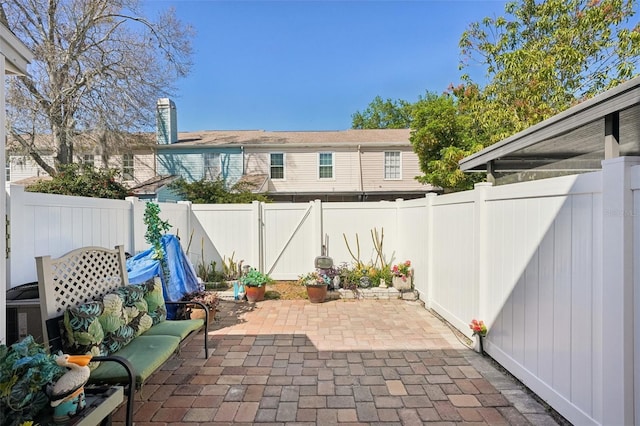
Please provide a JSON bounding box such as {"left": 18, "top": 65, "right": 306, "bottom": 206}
{"left": 143, "top": 0, "right": 508, "bottom": 132}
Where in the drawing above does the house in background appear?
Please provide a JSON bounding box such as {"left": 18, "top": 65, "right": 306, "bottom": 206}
{"left": 153, "top": 98, "right": 435, "bottom": 202}
{"left": 6, "top": 132, "right": 156, "bottom": 187}
{"left": 6, "top": 97, "right": 436, "bottom": 202}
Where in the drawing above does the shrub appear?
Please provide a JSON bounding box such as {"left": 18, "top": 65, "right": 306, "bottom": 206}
{"left": 168, "top": 177, "right": 271, "bottom": 204}
{"left": 26, "top": 163, "right": 130, "bottom": 199}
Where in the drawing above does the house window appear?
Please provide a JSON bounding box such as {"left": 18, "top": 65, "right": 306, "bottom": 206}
{"left": 318, "top": 152, "right": 333, "bottom": 179}
{"left": 270, "top": 153, "right": 285, "bottom": 179}
{"left": 82, "top": 154, "right": 94, "bottom": 168}
{"left": 5, "top": 159, "right": 9, "bottom": 182}
{"left": 122, "top": 153, "right": 134, "bottom": 181}
{"left": 204, "top": 152, "right": 221, "bottom": 180}
{"left": 384, "top": 151, "right": 401, "bottom": 180}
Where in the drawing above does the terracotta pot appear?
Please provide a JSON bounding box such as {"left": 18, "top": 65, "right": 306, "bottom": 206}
{"left": 246, "top": 285, "right": 266, "bottom": 303}
{"left": 190, "top": 308, "right": 215, "bottom": 323}
{"left": 306, "top": 284, "right": 328, "bottom": 303}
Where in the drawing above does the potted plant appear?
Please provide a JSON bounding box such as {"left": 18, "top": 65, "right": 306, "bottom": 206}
{"left": 298, "top": 270, "right": 332, "bottom": 303}
{"left": 469, "top": 319, "right": 488, "bottom": 355}
{"left": 239, "top": 268, "right": 272, "bottom": 303}
{"left": 391, "top": 260, "right": 413, "bottom": 291}
{"left": 179, "top": 290, "right": 219, "bottom": 323}
{"left": 0, "top": 335, "right": 65, "bottom": 426}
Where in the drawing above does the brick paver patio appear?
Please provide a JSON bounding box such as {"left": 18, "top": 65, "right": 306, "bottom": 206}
{"left": 113, "top": 299, "right": 560, "bottom": 425}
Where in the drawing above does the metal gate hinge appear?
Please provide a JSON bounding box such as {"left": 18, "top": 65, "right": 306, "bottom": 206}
{"left": 5, "top": 215, "right": 9, "bottom": 259}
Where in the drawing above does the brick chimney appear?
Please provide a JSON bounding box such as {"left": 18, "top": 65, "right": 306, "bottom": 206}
{"left": 156, "top": 98, "right": 178, "bottom": 144}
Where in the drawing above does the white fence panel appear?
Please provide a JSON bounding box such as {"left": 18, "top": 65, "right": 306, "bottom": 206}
{"left": 632, "top": 164, "right": 640, "bottom": 423}
{"left": 262, "top": 202, "right": 318, "bottom": 279}
{"left": 396, "top": 197, "right": 429, "bottom": 294}
{"left": 8, "top": 185, "right": 131, "bottom": 287}
{"left": 129, "top": 198, "right": 191, "bottom": 255}
{"left": 428, "top": 191, "right": 476, "bottom": 332}
{"left": 483, "top": 172, "right": 603, "bottom": 425}
{"left": 322, "top": 201, "right": 401, "bottom": 270}
{"left": 190, "top": 203, "right": 258, "bottom": 274}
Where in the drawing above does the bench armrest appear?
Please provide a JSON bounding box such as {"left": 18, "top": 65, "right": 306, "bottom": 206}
{"left": 164, "top": 300, "right": 209, "bottom": 357}
{"left": 92, "top": 355, "right": 135, "bottom": 426}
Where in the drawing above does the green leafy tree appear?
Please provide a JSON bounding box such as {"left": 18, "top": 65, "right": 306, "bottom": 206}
{"left": 459, "top": 0, "right": 640, "bottom": 143}
{"left": 25, "top": 164, "right": 130, "bottom": 199}
{"left": 410, "top": 90, "right": 487, "bottom": 191}
{"left": 169, "top": 177, "right": 271, "bottom": 204}
{"left": 351, "top": 96, "right": 413, "bottom": 129}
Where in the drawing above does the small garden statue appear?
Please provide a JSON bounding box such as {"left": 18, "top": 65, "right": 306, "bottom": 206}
{"left": 51, "top": 354, "right": 92, "bottom": 424}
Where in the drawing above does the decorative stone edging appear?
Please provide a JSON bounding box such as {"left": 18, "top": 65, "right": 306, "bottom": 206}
{"left": 333, "top": 287, "right": 418, "bottom": 301}
{"left": 214, "top": 287, "right": 418, "bottom": 301}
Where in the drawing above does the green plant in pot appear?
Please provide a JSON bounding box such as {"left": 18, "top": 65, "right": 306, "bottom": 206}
{"left": 298, "top": 270, "right": 332, "bottom": 303}
{"left": 0, "top": 336, "right": 66, "bottom": 426}
{"left": 177, "top": 290, "right": 220, "bottom": 322}
{"left": 239, "top": 268, "right": 272, "bottom": 303}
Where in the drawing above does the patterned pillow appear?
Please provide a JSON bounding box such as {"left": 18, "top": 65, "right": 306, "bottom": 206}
{"left": 63, "top": 301, "right": 105, "bottom": 369}
{"left": 115, "top": 285, "right": 153, "bottom": 336}
{"left": 99, "top": 292, "right": 133, "bottom": 354}
{"left": 113, "top": 285, "right": 148, "bottom": 313}
{"left": 140, "top": 278, "right": 167, "bottom": 325}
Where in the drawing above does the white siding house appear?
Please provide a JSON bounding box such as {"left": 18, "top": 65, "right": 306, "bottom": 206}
{"left": 239, "top": 129, "right": 434, "bottom": 201}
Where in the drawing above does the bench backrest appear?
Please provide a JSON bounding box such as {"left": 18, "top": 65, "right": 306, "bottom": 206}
{"left": 36, "top": 245, "right": 129, "bottom": 347}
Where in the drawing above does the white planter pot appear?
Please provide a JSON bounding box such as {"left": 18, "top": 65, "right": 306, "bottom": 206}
{"left": 392, "top": 276, "right": 412, "bottom": 291}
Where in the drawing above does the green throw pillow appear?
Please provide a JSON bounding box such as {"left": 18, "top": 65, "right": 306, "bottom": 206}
{"left": 99, "top": 292, "right": 134, "bottom": 354}
{"left": 140, "top": 278, "right": 167, "bottom": 325}
{"left": 63, "top": 301, "right": 105, "bottom": 369}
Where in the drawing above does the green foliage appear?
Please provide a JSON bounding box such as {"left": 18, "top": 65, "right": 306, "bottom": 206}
{"left": 25, "top": 163, "right": 130, "bottom": 199}
{"left": 410, "top": 91, "right": 486, "bottom": 191}
{"left": 0, "top": 336, "right": 65, "bottom": 426}
{"left": 197, "top": 260, "right": 226, "bottom": 283}
{"left": 222, "top": 253, "right": 244, "bottom": 281}
{"left": 239, "top": 268, "right": 273, "bottom": 287}
{"left": 459, "top": 0, "right": 640, "bottom": 143}
{"left": 337, "top": 263, "right": 392, "bottom": 288}
{"left": 143, "top": 202, "right": 172, "bottom": 261}
{"left": 168, "top": 177, "right": 271, "bottom": 204}
{"left": 352, "top": 95, "right": 413, "bottom": 129}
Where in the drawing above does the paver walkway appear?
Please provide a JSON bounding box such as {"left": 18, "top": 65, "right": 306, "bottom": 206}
{"left": 113, "top": 299, "right": 561, "bottom": 425}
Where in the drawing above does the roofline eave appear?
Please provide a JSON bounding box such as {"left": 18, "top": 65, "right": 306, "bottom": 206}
{"left": 459, "top": 76, "right": 640, "bottom": 172}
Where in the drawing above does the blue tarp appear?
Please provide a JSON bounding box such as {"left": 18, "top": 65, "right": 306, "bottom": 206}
{"left": 126, "top": 234, "right": 202, "bottom": 318}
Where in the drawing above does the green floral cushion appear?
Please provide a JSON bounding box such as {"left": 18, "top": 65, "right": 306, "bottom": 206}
{"left": 140, "top": 278, "right": 167, "bottom": 325}
{"left": 113, "top": 285, "right": 148, "bottom": 313}
{"left": 114, "top": 285, "right": 153, "bottom": 336}
{"left": 63, "top": 301, "right": 105, "bottom": 370}
{"left": 99, "top": 292, "right": 133, "bottom": 354}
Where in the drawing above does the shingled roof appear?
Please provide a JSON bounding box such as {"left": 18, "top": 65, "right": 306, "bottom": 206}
{"left": 157, "top": 129, "right": 411, "bottom": 148}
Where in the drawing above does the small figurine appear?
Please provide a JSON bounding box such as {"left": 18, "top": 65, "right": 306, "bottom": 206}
{"left": 50, "top": 354, "right": 92, "bottom": 424}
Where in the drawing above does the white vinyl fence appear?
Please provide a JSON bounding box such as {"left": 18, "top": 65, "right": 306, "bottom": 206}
{"left": 5, "top": 156, "right": 640, "bottom": 425}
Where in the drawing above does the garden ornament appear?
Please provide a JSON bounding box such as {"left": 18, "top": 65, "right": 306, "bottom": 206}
{"left": 51, "top": 354, "right": 92, "bottom": 423}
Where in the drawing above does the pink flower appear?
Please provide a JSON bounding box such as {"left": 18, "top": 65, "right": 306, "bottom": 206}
{"left": 469, "top": 319, "right": 487, "bottom": 337}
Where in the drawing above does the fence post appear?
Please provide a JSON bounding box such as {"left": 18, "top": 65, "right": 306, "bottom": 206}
{"left": 177, "top": 200, "right": 193, "bottom": 255}
{"left": 125, "top": 196, "right": 141, "bottom": 254}
{"left": 313, "top": 199, "right": 323, "bottom": 256}
{"left": 252, "top": 201, "right": 263, "bottom": 272}
{"left": 473, "top": 182, "right": 493, "bottom": 329}
{"left": 601, "top": 156, "right": 640, "bottom": 425}
{"left": 424, "top": 193, "right": 437, "bottom": 307}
